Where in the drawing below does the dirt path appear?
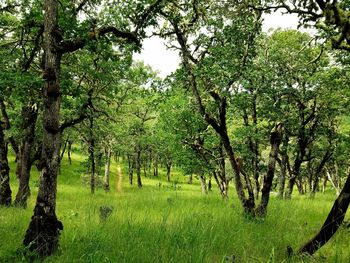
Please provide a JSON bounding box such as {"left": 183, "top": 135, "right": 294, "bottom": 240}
{"left": 116, "top": 167, "right": 123, "bottom": 193}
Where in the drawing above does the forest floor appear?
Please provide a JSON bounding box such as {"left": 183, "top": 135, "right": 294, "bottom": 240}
{"left": 1, "top": 150, "right": 350, "bottom": 262}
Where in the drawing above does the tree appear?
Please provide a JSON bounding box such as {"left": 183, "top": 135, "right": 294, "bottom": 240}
{"left": 248, "top": 0, "right": 350, "bottom": 256}
{"left": 159, "top": 0, "right": 286, "bottom": 216}
{"left": 22, "top": 0, "right": 163, "bottom": 257}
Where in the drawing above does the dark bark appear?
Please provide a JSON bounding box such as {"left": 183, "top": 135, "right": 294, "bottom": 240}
{"left": 255, "top": 124, "right": 283, "bottom": 216}
{"left": 136, "top": 149, "right": 142, "bottom": 188}
{"left": 23, "top": 0, "right": 63, "bottom": 256}
{"left": 67, "top": 140, "right": 72, "bottom": 165}
{"left": 310, "top": 150, "right": 332, "bottom": 197}
{"left": 127, "top": 154, "right": 134, "bottom": 185}
{"left": 0, "top": 121, "right": 11, "bottom": 206}
{"left": 285, "top": 99, "right": 318, "bottom": 198}
{"left": 208, "top": 174, "right": 212, "bottom": 191}
{"left": 298, "top": 171, "right": 350, "bottom": 255}
{"left": 60, "top": 139, "right": 68, "bottom": 161}
{"left": 243, "top": 105, "right": 260, "bottom": 199}
{"left": 166, "top": 159, "right": 172, "bottom": 182}
{"left": 89, "top": 115, "right": 95, "bottom": 194}
{"left": 277, "top": 136, "right": 289, "bottom": 198}
{"left": 14, "top": 104, "right": 38, "bottom": 208}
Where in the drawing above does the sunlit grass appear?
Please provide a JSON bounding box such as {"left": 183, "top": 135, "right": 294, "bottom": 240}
{"left": 1, "top": 150, "right": 350, "bottom": 262}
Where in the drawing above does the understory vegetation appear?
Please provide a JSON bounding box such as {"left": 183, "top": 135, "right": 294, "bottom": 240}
{"left": 1, "top": 151, "right": 350, "bottom": 262}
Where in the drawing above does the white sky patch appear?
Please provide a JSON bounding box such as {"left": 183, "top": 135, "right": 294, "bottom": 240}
{"left": 133, "top": 36, "right": 181, "bottom": 79}
{"left": 134, "top": 11, "right": 300, "bottom": 78}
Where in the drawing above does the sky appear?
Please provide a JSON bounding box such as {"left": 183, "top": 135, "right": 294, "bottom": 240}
{"left": 133, "top": 11, "right": 300, "bottom": 78}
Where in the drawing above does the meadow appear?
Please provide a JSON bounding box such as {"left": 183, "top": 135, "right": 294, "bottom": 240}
{"left": 1, "top": 150, "right": 350, "bottom": 263}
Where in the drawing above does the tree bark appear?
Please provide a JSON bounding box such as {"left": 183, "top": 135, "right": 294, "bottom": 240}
{"left": 255, "top": 124, "right": 283, "bottom": 216}
{"left": 277, "top": 136, "right": 288, "bottom": 198}
{"left": 0, "top": 120, "right": 11, "bottom": 206}
{"left": 298, "top": 171, "right": 350, "bottom": 255}
{"left": 153, "top": 155, "right": 158, "bottom": 177}
{"left": 136, "top": 149, "right": 142, "bottom": 188}
{"left": 14, "top": 104, "right": 38, "bottom": 208}
{"left": 127, "top": 154, "right": 134, "bottom": 185}
{"left": 200, "top": 174, "right": 208, "bottom": 194}
{"left": 23, "top": 0, "right": 63, "bottom": 256}
{"left": 103, "top": 145, "right": 111, "bottom": 192}
{"left": 89, "top": 115, "right": 95, "bottom": 194}
{"left": 166, "top": 159, "right": 172, "bottom": 182}
{"left": 67, "top": 140, "right": 72, "bottom": 165}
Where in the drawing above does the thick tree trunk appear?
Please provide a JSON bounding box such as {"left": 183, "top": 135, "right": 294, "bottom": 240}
{"left": 0, "top": 123, "right": 11, "bottom": 206}
{"left": 255, "top": 124, "right": 282, "bottom": 216}
{"left": 14, "top": 105, "right": 38, "bottom": 208}
{"left": 23, "top": 0, "right": 63, "bottom": 256}
{"left": 103, "top": 145, "right": 111, "bottom": 192}
{"left": 298, "top": 171, "right": 350, "bottom": 255}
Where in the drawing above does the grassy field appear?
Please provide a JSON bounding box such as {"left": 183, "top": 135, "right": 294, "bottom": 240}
{"left": 1, "top": 151, "right": 350, "bottom": 262}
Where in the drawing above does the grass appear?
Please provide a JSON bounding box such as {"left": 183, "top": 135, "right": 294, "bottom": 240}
{"left": 1, "top": 150, "right": 350, "bottom": 262}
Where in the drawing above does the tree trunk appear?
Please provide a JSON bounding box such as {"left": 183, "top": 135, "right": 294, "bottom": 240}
{"left": 296, "top": 178, "right": 304, "bottom": 194}
{"left": 67, "top": 140, "right": 72, "bottom": 165}
{"left": 297, "top": 171, "right": 350, "bottom": 255}
{"left": 200, "top": 174, "right": 208, "bottom": 194}
{"left": 221, "top": 132, "right": 255, "bottom": 214}
{"left": 322, "top": 177, "right": 327, "bottom": 193}
{"left": 23, "top": 0, "right": 63, "bottom": 256}
{"left": 188, "top": 173, "right": 193, "bottom": 184}
{"left": 143, "top": 159, "right": 147, "bottom": 178}
{"left": 326, "top": 168, "right": 341, "bottom": 195}
{"left": 0, "top": 122, "right": 11, "bottom": 206}
{"left": 153, "top": 156, "right": 158, "bottom": 177}
{"left": 208, "top": 174, "right": 212, "bottom": 191}
{"left": 14, "top": 105, "right": 38, "bottom": 208}
{"left": 136, "top": 149, "right": 142, "bottom": 188}
{"left": 255, "top": 124, "right": 282, "bottom": 216}
{"left": 277, "top": 136, "right": 288, "bottom": 198}
{"left": 89, "top": 115, "right": 95, "bottom": 194}
{"left": 103, "top": 145, "right": 111, "bottom": 192}
{"left": 166, "top": 160, "right": 171, "bottom": 182}
{"left": 127, "top": 154, "right": 134, "bottom": 185}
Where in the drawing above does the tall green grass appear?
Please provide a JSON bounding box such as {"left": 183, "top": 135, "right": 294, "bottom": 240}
{"left": 1, "top": 151, "right": 350, "bottom": 262}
